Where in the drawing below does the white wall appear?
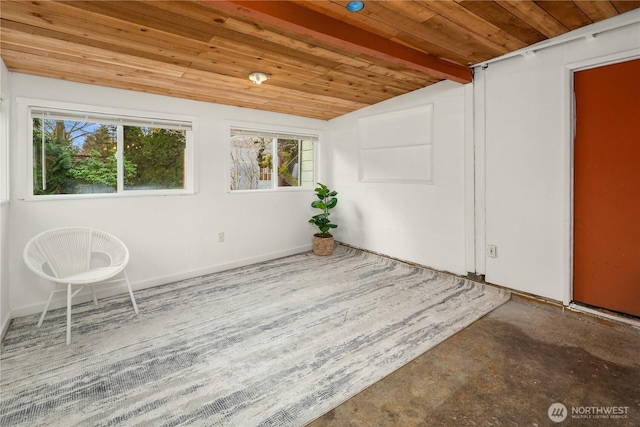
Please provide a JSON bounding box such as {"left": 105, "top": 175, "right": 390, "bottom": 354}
{"left": 328, "top": 81, "right": 469, "bottom": 276}
{"left": 0, "top": 201, "right": 8, "bottom": 337}
{"left": 479, "top": 14, "right": 640, "bottom": 302}
{"left": 1, "top": 59, "right": 11, "bottom": 337}
{"left": 8, "top": 74, "right": 326, "bottom": 317}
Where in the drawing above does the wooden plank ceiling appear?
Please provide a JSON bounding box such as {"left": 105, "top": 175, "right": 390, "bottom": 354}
{"left": 1, "top": 0, "right": 638, "bottom": 120}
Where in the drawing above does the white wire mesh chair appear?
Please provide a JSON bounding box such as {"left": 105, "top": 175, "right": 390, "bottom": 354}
{"left": 23, "top": 227, "right": 139, "bottom": 345}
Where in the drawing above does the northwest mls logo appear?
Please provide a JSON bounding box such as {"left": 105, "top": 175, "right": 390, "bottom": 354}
{"left": 548, "top": 403, "right": 568, "bottom": 423}
{"left": 548, "top": 403, "right": 630, "bottom": 422}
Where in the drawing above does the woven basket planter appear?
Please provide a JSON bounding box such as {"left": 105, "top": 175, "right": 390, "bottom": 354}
{"left": 312, "top": 235, "right": 335, "bottom": 256}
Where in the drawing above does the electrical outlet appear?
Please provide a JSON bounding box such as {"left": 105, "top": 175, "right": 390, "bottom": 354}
{"left": 218, "top": 232, "right": 225, "bottom": 243}
{"left": 487, "top": 244, "right": 497, "bottom": 258}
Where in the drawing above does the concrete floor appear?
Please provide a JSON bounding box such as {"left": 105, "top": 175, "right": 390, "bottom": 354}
{"left": 308, "top": 296, "right": 640, "bottom": 427}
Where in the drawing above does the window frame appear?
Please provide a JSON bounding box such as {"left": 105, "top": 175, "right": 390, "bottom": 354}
{"left": 227, "top": 122, "right": 321, "bottom": 193}
{"left": 18, "top": 98, "right": 198, "bottom": 200}
{"left": 0, "top": 97, "right": 9, "bottom": 204}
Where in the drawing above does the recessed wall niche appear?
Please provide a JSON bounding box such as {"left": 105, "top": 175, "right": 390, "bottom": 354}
{"left": 358, "top": 104, "right": 434, "bottom": 184}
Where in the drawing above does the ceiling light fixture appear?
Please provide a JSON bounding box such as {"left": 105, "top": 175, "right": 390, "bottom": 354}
{"left": 249, "top": 72, "right": 269, "bottom": 85}
{"left": 346, "top": 1, "right": 364, "bottom": 12}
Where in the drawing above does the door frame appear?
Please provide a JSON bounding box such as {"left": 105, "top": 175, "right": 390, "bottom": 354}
{"left": 563, "top": 49, "right": 640, "bottom": 307}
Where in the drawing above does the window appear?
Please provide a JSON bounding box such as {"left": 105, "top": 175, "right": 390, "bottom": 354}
{"left": 22, "top": 100, "right": 195, "bottom": 197}
{"left": 230, "top": 127, "right": 316, "bottom": 191}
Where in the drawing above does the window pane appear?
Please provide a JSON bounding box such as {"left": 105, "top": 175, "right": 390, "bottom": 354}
{"left": 123, "top": 127, "right": 186, "bottom": 191}
{"left": 299, "top": 139, "right": 315, "bottom": 187}
{"left": 277, "top": 139, "right": 298, "bottom": 187}
{"left": 230, "top": 136, "right": 274, "bottom": 190}
{"left": 277, "top": 138, "right": 314, "bottom": 188}
{"left": 32, "top": 118, "right": 117, "bottom": 195}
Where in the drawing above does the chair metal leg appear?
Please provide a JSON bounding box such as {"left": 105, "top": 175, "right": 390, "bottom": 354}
{"left": 66, "top": 283, "right": 72, "bottom": 345}
{"left": 91, "top": 286, "right": 98, "bottom": 305}
{"left": 123, "top": 270, "right": 139, "bottom": 315}
{"left": 37, "top": 286, "right": 56, "bottom": 328}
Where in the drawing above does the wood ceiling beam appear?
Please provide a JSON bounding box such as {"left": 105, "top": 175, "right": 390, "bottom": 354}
{"left": 206, "top": 0, "right": 473, "bottom": 84}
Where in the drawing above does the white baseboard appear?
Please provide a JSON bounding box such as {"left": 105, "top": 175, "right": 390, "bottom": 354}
{"left": 10, "top": 245, "right": 312, "bottom": 319}
{"left": 132, "top": 244, "right": 312, "bottom": 292}
{"left": 1, "top": 309, "right": 12, "bottom": 342}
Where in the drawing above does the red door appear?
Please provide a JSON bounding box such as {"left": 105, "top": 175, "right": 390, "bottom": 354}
{"left": 573, "top": 59, "right": 640, "bottom": 317}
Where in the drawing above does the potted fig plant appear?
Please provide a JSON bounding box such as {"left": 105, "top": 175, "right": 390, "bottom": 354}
{"left": 309, "top": 182, "right": 338, "bottom": 256}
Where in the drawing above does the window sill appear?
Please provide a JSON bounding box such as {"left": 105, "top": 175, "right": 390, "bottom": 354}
{"left": 23, "top": 189, "right": 195, "bottom": 202}
{"left": 228, "top": 187, "right": 313, "bottom": 195}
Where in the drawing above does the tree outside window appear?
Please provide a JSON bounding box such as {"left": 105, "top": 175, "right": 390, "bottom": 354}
{"left": 230, "top": 128, "right": 315, "bottom": 191}
{"left": 31, "top": 111, "right": 190, "bottom": 196}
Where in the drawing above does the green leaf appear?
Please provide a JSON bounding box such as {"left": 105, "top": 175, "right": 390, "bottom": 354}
{"left": 326, "top": 198, "right": 337, "bottom": 209}
{"left": 311, "top": 200, "right": 326, "bottom": 209}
